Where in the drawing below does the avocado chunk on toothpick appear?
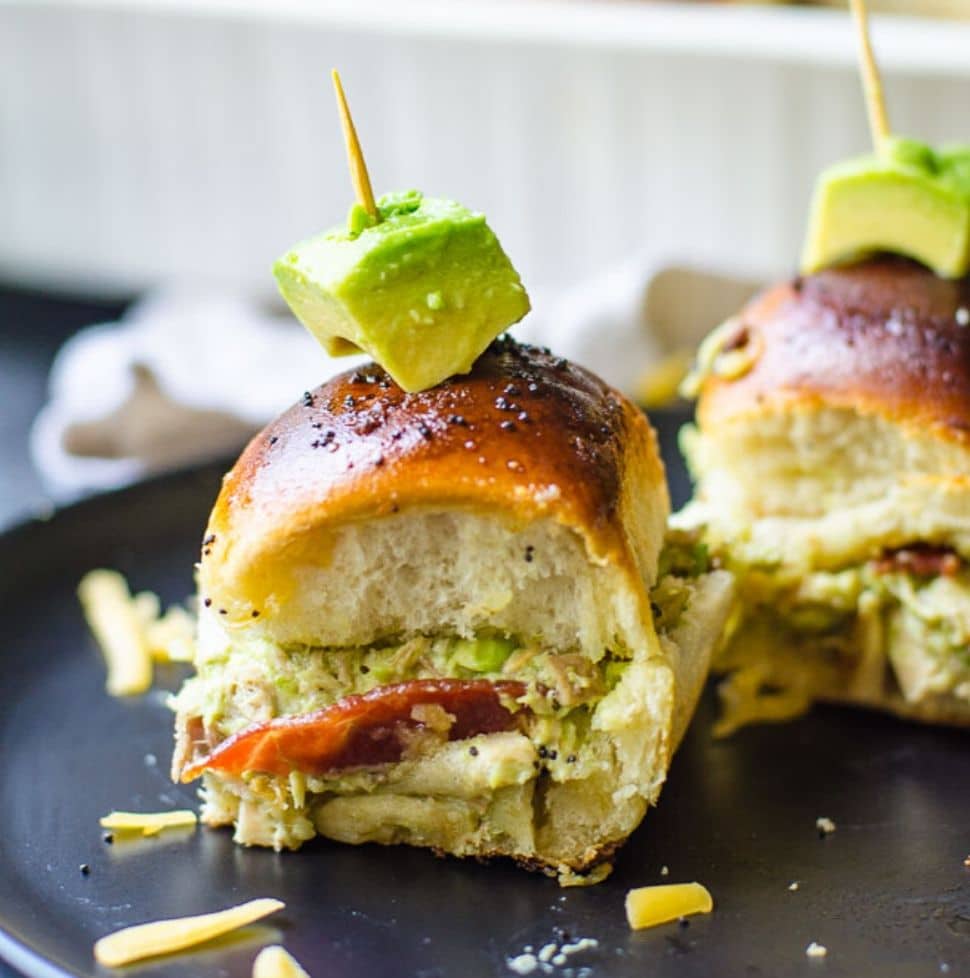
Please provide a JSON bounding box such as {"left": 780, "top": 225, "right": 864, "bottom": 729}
{"left": 274, "top": 71, "right": 530, "bottom": 393}
{"left": 802, "top": 139, "right": 970, "bottom": 279}
{"left": 801, "top": 0, "right": 970, "bottom": 280}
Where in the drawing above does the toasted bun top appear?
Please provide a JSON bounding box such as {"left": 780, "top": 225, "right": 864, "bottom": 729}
{"left": 200, "top": 337, "right": 667, "bottom": 619}
{"left": 697, "top": 257, "right": 970, "bottom": 444}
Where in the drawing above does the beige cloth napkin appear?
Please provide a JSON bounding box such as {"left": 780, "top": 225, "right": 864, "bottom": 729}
{"left": 31, "top": 264, "right": 759, "bottom": 502}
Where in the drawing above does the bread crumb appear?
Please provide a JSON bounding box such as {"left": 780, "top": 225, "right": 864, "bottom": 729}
{"left": 507, "top": 937, "right": 598, "bottom": 974}
{"left": 816, "top": 816, "right": 836, "bottom": 836}
{"left": 806, "top": 942, "right": 827, "bottom": 958}
{"left": 561, "top": 938, "right": 598, "bottom": 956}
{"left": 507, "top": 953, "right": 538, "bottom": 975}
{"left": 962, "top": 855, "right": 970, "bottom": 867}
{"left": 660, "top": 865, "right": 670, "bottom": 877}
{"left": 788, "top": 881, "right": 800, "bottom": 891}
{"left": 538, "top": 944, "right": 557, "bottom": 963}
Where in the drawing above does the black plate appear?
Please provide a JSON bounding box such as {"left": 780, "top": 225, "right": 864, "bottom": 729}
{"left": 2, "top": 415, "right": 970, "bottom": 978}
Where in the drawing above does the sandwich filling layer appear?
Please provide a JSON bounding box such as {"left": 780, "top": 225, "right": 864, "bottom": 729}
{"left": 729, "top": 549, "right": 970, "bottom": 707}
{"left": 676, "top": 511, "right": 970, "bottom": 733}
{"left": 171, "top": 536, "right": 725, "bottom": 861}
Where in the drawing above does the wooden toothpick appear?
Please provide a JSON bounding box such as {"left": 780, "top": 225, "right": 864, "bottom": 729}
{"left": 331, "top": 69, "right": 379, "bottom": 220}
{"left": 849, "top": 0, "right": 891, "bottom": 151}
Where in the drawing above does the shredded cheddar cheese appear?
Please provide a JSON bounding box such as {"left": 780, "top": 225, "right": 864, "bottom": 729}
{"left": 253, "top": 945, "right": 311, "bottom": 978}
{"left": 815, "top": 816, "right": 836, "bottom": 836}
{"left": 78, "top": 570, "right": 154, "bottom": 696}
{"left": 79, "top": 570, "right": 196, "bottom": 697}
{"left": 625, "top": 882, "right": 714, "bottom": 930}
{"left": 143, "top": 604, "right": 195, "bottom": 663}
{"left": 713, "top": 664, "right": 812, "bottom": 739}
{"left": 93, "top": 898, "right": 285, "bottom": 967}
{"left": 99, "top": 810, "right": 198, "bottom": 837}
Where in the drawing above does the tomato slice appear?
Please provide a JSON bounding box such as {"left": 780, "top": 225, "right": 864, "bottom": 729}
{"left": 180, "top": 678, "right": 528, "bottom": 782}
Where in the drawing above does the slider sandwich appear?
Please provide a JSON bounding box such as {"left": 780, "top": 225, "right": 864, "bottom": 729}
{"left": 170, "top": 181, "right": 733, "bottom": 882}
{"left": 172, "top": 338, "right": 733, "bottom": 881}
{"left": 678, "top": 137, "right": 970, "bottom": 732}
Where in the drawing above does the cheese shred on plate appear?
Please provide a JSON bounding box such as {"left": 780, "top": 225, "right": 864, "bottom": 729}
{"left": 78, "top": 569, "right": 196, "bottom": 697}
{"left": 93, "top": 898, "right": 285, "bottom": 967}
{"left": 625, "top": 882, "right": 714, "bottom": 930}
{"left": 253, "top": 945, "right": 311, "bottom": 978}
{"left": 78, "top": 570, "right": 154, "bottom": 696}
{"left": 99, "top": 810, "right": 198, "bottom": 837}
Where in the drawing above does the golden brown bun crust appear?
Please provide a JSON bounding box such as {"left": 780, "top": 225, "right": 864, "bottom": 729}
{"left": 699, "top": 257, "right": 970, "bottom": 444}
{"left": 202, "top": 337, "right": 666, "bottom": 603}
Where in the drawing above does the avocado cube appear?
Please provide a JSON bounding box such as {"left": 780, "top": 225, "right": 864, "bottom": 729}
{"left": 273, "top": 191, "right": 530, "bottom": 392}
{"left": 451, "top": 636, "right": 516, "bottom": 674}
{"left": 802, "top": 138, "right": 970, "bottom": 280}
